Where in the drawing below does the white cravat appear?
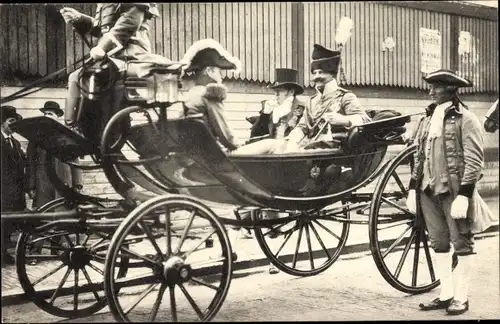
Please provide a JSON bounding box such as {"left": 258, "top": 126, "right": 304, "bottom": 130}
{"left": 272, "top": 96, "right": 294, "bottom": 124}
{"left": 427, "top": 102, "right": 449, "bottom": 140}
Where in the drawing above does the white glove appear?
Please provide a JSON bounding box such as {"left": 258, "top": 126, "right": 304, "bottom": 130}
{"left": 89, "top": 47, "right": 106, "bottom": 61}
{"left": 324, "top": 112, "right": 352, "bottom": 127}
{"left": 450, "top": 195, "right": 469, "bottom": 219}
{"left": 406, "top": 189, "right": 417, "bottom": 214}
{"left": 60, "top": 7, "right": 81, "bottom": 24}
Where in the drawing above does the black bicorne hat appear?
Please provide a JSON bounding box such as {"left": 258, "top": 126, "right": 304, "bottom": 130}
{"left": 423, "top": 69, "right": 473, "bottom": 88}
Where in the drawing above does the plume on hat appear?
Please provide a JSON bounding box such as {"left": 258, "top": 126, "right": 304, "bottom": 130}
{"left": 335, "top": 17, "right": 354, "bottom": 49}
{"left": 180, "top": 38, "right": 242, "bottom": 74}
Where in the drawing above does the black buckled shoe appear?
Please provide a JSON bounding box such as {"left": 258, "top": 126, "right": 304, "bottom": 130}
{"left": 419, "top": 297, "right": 453, "bottom": 311}
{"left": 446, "top": 300, "right": 469, "bottom": 315}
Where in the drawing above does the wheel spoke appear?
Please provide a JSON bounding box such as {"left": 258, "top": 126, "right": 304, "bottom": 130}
{"left": 49, "top": 267, "right": 72, "bottom": 304}
{"left": 81, "top": 267, "right": 101, "bottom": 302}
{"left": 304, "top": 224, "right": 315, "bottom": 269}
{"left": 391, "top": 172, "right": 408, "bottom": 195}
{"left": 81, "top": 233, "right": 91, "bottom": 246}
{"left": 292, "top": 224, "right": 304, "bottom": 268}
{"left": 312, "top": 219, "right": 341, "bottom": 241}
{"left": 421, "top": 231, "right": 436, "bottom": 282}
{"left": 73, "top": 269, "right": 79, "bottom": 311}
{"left": 394, "top": 230, "right": 417, "bottom": 279}
{"left": 170, "top": 286, "right": 178, "bottom": 322}
{"left": 262, "top": 221, "right": 292, "bottom": 237}
{"left": 173, "top": 210, "right": 196, "bottom": 255}
{"left": 139, "top": 220, "right": 165, "bottom": 261}
{"left": 189, "top": 256, "right": 225, "bottom": 268}
{"left": 165, "top": 207, "right": 172, "bottom": 257}
{"left": 308, "top": 222, "right": 331, "bottom": 259}
{"left": 149, "top": 283, "right": 167, "bottom": 322}
{"left": 31, "top": 263, "right": 66, "bottom": 286}
{"left": 89, "top": 237, "right": 107, "bottom": 250}
{"left": 377, "top": 218, "right": 413, "bottom": 231}
{"left": 190, "top": 277, "right": 219, "bottom": 291}
{"left": 273, "top": 231, "right": 294, "bottom": 258}
{"left": 87, "top": 262, "right": 104, "bottom": 276}
{"left": 64, "top": 234, "right": 75, "bottom": 247}
{"left": 412, "top": 229, "right": 421, "bottom": 286}
{"left": 182, "top": 229, "right": 217, "bottom": 259}
{"left": 381, "top": 225, "right": 412, "bottom": 259}
{"left": 119, "top": 246, "right": 162, "bottom": 267}
{"left": 179, "top": 283, "right": 204, "bottom": 320}
{"left": 381, "top": 197, "right": 413, "bottom": 215}
{"left": 124, "top": 283, "right": 159, "bottom": 315}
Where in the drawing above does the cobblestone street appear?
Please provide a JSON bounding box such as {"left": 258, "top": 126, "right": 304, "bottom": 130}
{"left": 1, "top": 231, "right": 498, "bottom": 322}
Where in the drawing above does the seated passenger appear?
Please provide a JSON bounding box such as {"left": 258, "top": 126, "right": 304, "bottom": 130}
{"left": 233, "top": 43, "right": 371, "bottom": 155}
{"left": 180, "top": 38, "right": 242, "bottom": 151}
{"left": 247, "top": 68, "right": 305, "bottom": 141}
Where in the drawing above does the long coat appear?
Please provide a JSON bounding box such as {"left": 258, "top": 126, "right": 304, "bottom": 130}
{"left": 1, "top": 134, "right": 27, "bottom": 212}
{"left": 249, "top": 97, "right": 306, "bottom": 139}
{"left": 26, "top": 143, "right": 82, "bottom": 209}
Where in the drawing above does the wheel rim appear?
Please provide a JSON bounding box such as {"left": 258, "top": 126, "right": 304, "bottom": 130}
{"left": 104, "top": 195, "right": 233, "bottom": 322}
{"left": 253, "top": 208, "right": 349, "bottom": 277}
{"left": 15, "top": 199, "right": 128, "bottom": 319}
{"left": 369, "top": 145, "right": 440, "bottom": 294}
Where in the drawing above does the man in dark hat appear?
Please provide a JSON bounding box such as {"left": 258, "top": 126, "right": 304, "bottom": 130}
{"left": 180, "top": 38, "right": 243, "bottom": 151}
{"left": 247, "top": 68, "right": 306, "bottom": 141}
{"left": 406, "top": 69, "right": 494, "bottom": 315}
{"left": 234, "top": 43, "right": 370, "bottom": 155}
{"left": 1, "top": 105, "right": 27, "bottom": 266}
{"left": 26, "top": 101, "right": 83, "bottom": 210}
{"left": 284, "top": 44, "right": 371, "bottom": 153}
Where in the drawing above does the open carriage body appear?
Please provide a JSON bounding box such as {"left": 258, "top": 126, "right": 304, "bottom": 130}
{"left": 4, "top": 58, "right": 447, "bottom": 322}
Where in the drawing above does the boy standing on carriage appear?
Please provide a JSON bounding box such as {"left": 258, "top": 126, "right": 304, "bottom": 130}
{"left": 406, "top": 69, "right": 495, "bottom": 315}
{"left": 59, "top": 3, "right": 161, "bottom": 131}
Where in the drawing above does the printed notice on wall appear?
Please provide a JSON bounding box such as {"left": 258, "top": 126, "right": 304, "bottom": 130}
{"left": 420, "top": 28, "right": 442, "bottom": 74}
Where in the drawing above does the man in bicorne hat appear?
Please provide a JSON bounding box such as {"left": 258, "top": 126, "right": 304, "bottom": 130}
{"left": 406, "top": 69, "right": 494, "bottom": 315}
{"left": 180, "top": 38, "right": 243, "bottom": 151}
{"left": 1, "top": 106, "right": 27, "bottom": 266}
{"left": 247, "top": 68, "right": 306, "bottom": 141}
{"left": 26, "top": 101, "right": 83, "bottom": 210}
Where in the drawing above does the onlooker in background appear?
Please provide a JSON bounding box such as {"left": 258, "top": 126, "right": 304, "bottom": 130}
{"left": 26, "top": 101, "right": 84, "bottom": 210}
{"left": 1, "top": 105, "right": 27, "bottom": 266}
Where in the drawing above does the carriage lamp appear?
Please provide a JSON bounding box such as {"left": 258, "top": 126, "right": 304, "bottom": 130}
{"left": 146, "top": 71, "right": 181, "bottom": 104}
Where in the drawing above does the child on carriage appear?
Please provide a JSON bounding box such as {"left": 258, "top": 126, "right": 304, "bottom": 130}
{"left": 60, "top": 3, "right": 172, "bottom": 144}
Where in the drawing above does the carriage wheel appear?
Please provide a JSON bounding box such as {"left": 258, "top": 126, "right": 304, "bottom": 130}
{"left": 369, "top": 145, "right": 455, "bottom": 295}
{"left": 104, "top": 195, "right": 233, "bottom": 322}
{"left": 253, "top": 207, "right": 350, "bottom": 277}
{"left": 15, "top": 198, "right": 129, "bottom": 318}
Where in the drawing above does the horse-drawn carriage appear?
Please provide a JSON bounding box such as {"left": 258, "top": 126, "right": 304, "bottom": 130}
{"left": 2, "top": 54, "right": 446, "bottom": 322}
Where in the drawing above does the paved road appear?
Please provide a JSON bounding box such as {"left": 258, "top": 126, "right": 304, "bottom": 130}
{"left": 2, "top": 232, "right": 498, "bottom": 322}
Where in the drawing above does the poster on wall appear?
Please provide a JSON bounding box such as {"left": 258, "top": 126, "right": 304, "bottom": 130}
{"left": 419, "top": 28, "right": 442, "bottom": 74}
{"left": 458, "top": 30, "right": 481, "bottom": 87}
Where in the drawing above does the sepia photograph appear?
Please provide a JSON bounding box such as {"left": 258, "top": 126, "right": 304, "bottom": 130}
{"left": 0, "top": 1, "right": 498, "bottom": 322}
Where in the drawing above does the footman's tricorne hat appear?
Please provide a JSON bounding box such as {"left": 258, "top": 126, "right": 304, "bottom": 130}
{"left": 423, "top": 69, "right": 473, "bottom": 88}
{"left": 1, "top": 105, "right": 22, "bottom": 122}
{"left": 181, "top": 38, "right": 242, "bottom": 74}
{"left": 310, "top": 44, "right": 342, "bottom": 74}
{"left": 39, "top": 101, "right": 64, "bottom": 117}
{"left": 268, "top": 68, "right": 304, "bottom": 95}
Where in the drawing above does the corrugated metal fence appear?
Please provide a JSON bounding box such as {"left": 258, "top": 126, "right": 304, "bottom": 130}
{"left": 0, "top": 2, "right": 497, "bottom": 92}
